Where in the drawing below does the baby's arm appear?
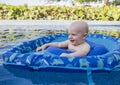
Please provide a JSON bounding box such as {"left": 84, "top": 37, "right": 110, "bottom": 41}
{"left": 60, "top": 50, "right": 89, "bottom": 57}
{"left": 36, "top": 40, "right": 69, "bottom": 52}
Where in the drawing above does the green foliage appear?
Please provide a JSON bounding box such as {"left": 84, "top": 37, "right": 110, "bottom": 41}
{"left": 115, "top": 0, "right": 120, "bottom": 5}
{"left": 75, "top": 0, "right": 96, "bottom": 3}
{"left": 0, "top": 4, "right": 120, "bottom": 21}
{"left": 89, "top": 30, "right": 120, "bottom": 38}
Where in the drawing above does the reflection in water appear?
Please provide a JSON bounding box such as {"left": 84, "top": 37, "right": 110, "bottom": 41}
{"left": 1, "top": 65, "right": 120, "bottom": 85}
{"left": 2, "top": 65, "right": 88, "bottom": 85}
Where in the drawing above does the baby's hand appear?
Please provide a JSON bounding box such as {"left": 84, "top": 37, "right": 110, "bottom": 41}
{"left": 60, "top": 53, "right": 69, "bottom": 57}
{"left": 36, "top": 44, "right": 48, "bottom": 52}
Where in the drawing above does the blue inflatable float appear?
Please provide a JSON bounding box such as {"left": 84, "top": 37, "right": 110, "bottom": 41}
{"left": 2, "top": 34, "right": 120, "bottom": 71}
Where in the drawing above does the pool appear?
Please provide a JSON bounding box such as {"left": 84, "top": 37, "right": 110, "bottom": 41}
{"left": 1, "top": 65, "right": 120, "bottom": 85}
{"left": 0, "top": 20, "right": 120, "bottom": 85}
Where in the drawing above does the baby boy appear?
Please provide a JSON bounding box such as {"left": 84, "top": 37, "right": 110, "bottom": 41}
{"left": 36, "top": 21, "right": 90, "bottom": 57}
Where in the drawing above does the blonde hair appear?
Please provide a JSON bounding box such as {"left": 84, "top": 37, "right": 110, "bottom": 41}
{"left": 70, "top": 21, "right": 89, "bottom": 34}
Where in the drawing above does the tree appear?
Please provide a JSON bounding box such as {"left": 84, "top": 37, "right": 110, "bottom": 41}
{"left": 105, "top": 0, "right": 110, "bottom": 6}
{"left": 74, "top": 0, "right": 84, "bottom": 3}
{"left": 75, "top": 0, "right": 99, "bottom": 3}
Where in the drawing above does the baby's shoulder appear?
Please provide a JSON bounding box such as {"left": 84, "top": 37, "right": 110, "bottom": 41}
{"left": 84, "top": 42, "right": 90, "bottom": 47}
{"left": 76, "top": 42, "right": 90, "bottom": 49}
{"left": 85, "top": 41, "right": 89, "bottom": 45}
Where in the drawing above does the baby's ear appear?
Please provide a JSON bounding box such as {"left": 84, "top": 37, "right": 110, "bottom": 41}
{"left": 83, "top": 33, "right": 87, "bottom": 39}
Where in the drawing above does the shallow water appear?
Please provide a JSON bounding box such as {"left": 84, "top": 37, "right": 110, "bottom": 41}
{"left": 0, "top": 65, "right": 89, "bottom": 85}
{"left": 0, "top": 25, "right": 120, "bottom": 85}
{"left": 1, "top": 65, "right": 120, "bottom": 85}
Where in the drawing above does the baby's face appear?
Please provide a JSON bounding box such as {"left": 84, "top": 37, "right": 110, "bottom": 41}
{"left": 68, "top": 27, "right": 86, "bottom": 46}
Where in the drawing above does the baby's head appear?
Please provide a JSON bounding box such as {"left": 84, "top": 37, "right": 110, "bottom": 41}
{"left": 68, "top": 21, "right": 89, "bottom": 46}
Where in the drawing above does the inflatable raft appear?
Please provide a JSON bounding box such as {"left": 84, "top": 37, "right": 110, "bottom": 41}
{"left": 2, "top": 34, "right": 120, "bottom": 71}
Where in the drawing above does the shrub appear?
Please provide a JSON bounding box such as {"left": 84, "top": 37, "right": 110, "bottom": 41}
{"left": 0, "top": 4, "right": 120, "bottom": 21}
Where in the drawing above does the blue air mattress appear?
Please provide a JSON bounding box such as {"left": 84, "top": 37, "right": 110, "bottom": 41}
{"left": 2, "top": 34, "right": 120, "bottom": 71}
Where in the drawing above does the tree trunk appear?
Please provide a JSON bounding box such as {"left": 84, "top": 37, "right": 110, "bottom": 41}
{"left": 106, "top": 0, "right": 110, "bottom": 6}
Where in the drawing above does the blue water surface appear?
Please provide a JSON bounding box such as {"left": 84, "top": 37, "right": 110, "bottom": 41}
{"left": 0, "top": 37, "right": 120, "bottom": 85}
{"left": 0, "top": 64, "right": 120, "bottom": 85}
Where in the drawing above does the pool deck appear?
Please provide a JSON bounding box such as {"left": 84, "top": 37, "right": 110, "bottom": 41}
{"left": 0, "top": 20, "right": 120, "bottom": 30}
{"left": 0, "top": 20, "right": 120, "bottom": 25}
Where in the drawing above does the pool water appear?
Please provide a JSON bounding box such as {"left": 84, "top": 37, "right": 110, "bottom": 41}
{"left": 0, "top": 65, "right": 88, "bottom": 85}
{"left": 0, "top": 26, "right": 120, "bottom": 85}
{"left": 1, "top": 65, "right": 120, "bottom": 85}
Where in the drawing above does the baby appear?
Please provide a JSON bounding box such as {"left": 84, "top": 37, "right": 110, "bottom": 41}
{"left": 36, "top": 21, "right": 90, "bottom": 57}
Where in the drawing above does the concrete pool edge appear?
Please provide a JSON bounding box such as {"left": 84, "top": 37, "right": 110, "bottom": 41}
{"left": 0, "top": 20, "right": 120, "bottom": 30}
{"left": 0, "top": 20, "right": 120, "bottom": 25}
{"left": 0, "top": 20, "right": 120, "bottom": 26}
